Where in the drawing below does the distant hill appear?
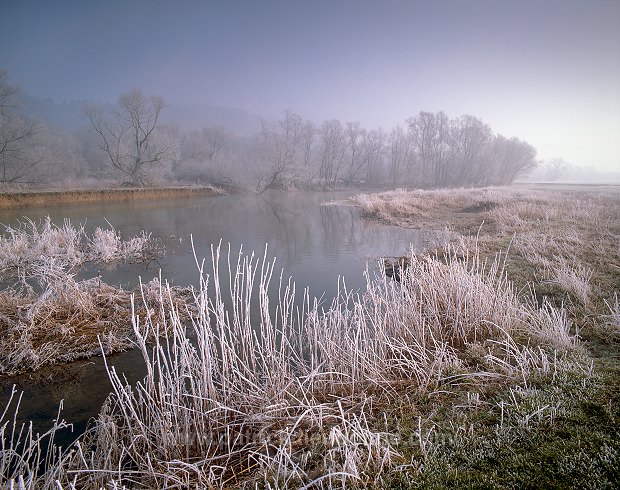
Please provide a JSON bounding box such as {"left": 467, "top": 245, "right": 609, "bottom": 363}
{"left": 163, "top": 104, "right": 262, "bottom": 135}
{"left": 16, "top": 92, "right": 94, "bottom": 129}
{"left": 15, "top": 92, "right": 262, "bottom": 135}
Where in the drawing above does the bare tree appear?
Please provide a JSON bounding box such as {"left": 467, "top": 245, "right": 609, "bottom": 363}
{"left": 255, "top": 111, "right": 306, "bottom": 192}
{"left": 363, "top": 128, "right": 387, "bottom": 186}
{"left": 387, "top": 126, "right": 414, "bottom": 186}
{"left": 179, "top": 125, "right": 233, "bottom": 182}
{"left": 300, "top": 120, "right": 315, "bottom": 170}
{"left": 446, "top": 115, "right": 492, "bottom": 186}
{"left": 198, "top": 125, "right": 231, "bottom": 162}
{"left": 544, "top": 157, "right": 570, "bottom": 181}
{"left": 343, "top": 121, "right": 365, "bottom": 184}
{"left": 489, "top": 135, "right": 538, "bottom": 185}
{"left": 86, "top": 89, "right": 172, "bottom": 186}
{"left": 408, "top": 111, "right": 449, "bottom": 186}
{"left": 318, "top": 119, "right": 347, "bottom": 188}
{"left": 0, "top": 71, "right": 18, "bottom": 113}
{"left": 0, "top": 70, "right": 42, "bottom": 184}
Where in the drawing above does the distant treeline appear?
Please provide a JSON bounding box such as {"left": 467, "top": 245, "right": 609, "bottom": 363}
{"left": 1, "top": 70, "right": 538, "bottom": 191}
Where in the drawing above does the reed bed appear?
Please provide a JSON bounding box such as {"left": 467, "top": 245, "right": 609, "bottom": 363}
{"left": 3, "top": 242, "right": 574, "bottom": 489}
{"left": 0, "top": 216, "right": 158, "bottom": 279}
{"left": 0, "top": 217, "right": 170, "bottom": 375}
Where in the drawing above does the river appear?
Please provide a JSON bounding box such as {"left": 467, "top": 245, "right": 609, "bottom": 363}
{"left": 0, "top": 190, "right": 440, "bottom": 446}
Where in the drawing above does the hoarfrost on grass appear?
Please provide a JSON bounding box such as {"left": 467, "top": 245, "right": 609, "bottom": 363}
{"left": 6, "top": 242, "right": 576, "bottom": 489}
{"left": 0, "top": 216, "right": 158, "bottom": 281}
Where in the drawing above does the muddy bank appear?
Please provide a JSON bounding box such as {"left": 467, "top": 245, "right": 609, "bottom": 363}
{"left": 0, "top": 185, "right": 225, "bottom": 209}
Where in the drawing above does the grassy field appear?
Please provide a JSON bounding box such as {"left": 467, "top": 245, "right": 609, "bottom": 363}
{"left": 0, "top": 184, "right": 618, "bottom": 488}
{"left": 351, "top": 183, "right": 620, "bottom": 488}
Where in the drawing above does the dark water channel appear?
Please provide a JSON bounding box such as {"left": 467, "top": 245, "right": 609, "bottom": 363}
{"left": 0, "top": 191, "right": 440, "bottom": 446}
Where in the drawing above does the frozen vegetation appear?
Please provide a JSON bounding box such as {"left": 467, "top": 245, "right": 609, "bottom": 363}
{"left": 1, "top": 242, "right": 583, "bottom": 488}
{"left": 2, "top": 184, "right": 619, "bottom": 488}
{"left": 0, "top": 217, "right": 189, "bottom": 375}
{"left": 0, "top": 216, "right": 154, "bottom": 275}
{"left": 1, "top": 70, "right": 540, "bottom": 192}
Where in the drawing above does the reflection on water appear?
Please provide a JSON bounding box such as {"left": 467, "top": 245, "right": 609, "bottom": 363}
{"left": 0, "top": 191, "right": 442, "bottom": 444}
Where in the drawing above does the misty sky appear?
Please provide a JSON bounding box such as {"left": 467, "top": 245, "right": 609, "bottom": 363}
{"left": 1, "top": 0, "right": 619, "bottom": 171}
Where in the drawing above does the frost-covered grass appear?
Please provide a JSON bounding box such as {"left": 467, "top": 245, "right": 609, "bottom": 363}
{"left": 351, "top": 185, "right": 620, "bottom": 314}
{"left": 0, "top": 272, "right": 191, "bottom": 375}
{"left": 0, "top": 387, "right": 70, "bottom": 489}
{"left": 0, "top": 217, "right": 168, "bottom": 375}
{"left": 2, "top": 185, "right": 618, "bottom": 488}
{"left": 1, "top": 242, "right": 584, "bottom": 488}
{"left": 348, "top": 184, "right": 620, "bottom": 488}
{"left": 0, "top": 216, "right": 156, "bottom": 280}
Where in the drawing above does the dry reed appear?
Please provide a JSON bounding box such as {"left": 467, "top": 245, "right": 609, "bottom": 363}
{"left": 0, "top": 216, "right": 158, "bottom": 281}
{"left": 38, "top": 242, "right": 576, "bottom": 489}
{"left": 0, "top": 217, "right": 172, "bottom": 375}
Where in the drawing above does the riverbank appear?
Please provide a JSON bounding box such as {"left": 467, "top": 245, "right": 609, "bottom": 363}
{"left": 1, "top": 184, "right": 618, "bottom": 488}
{"left": 348, "top": 184, "right": 620, "bottom": 488}
{"left": 0, "top": 185, "right": 225, "bottom": 209}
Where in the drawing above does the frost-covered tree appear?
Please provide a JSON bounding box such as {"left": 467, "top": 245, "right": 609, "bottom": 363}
{"left": 489, "top": 135, "right": 538, "bottom": 185}
{"left": 387, "top": 126, "right": 415, "bottom": 186}
{"left": 178, "top": 125, "right": 235, "bottom": 184}
{"left": 255, "top": 111, "right": 312, "bottom": 192}
{"left": 343, "top": 121, "right": 365, "bottom": 184}
{"left": 0, "top": 70, "right": 42, "bottom": 183}
{"left": 544, "top": 157, "right": 570, "bottom": 181}
{"left": 407, "top": 111, "right": 450, "bottom": 186}
{"left": 446, "top": 115, "right": 492, "bottom": 186}
{"left": 363, "top": 128, "right": 387, "bottom": 186}
{"left": 85, "top": 89, "right": 175, "bottom": 186}
{"left": 318, "top": 119, "right": 347, "bottom": 188}
{"left": 404, "top": 111, "right": 537, "bottom": 187}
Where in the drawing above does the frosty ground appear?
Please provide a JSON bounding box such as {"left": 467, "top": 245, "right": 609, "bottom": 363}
{"left": 0, "top": 184, "right": 618, "bottom": 489}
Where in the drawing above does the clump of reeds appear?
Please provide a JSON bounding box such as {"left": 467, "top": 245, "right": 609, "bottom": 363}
{"left": 0, "top": 266, "right": 192, "bottom": 375}
{"left": 44, "top": 242, "right": 577, "bottom": 488}
{"left": 0, "top": 217, "right": 169, "bottom": 375}
{"left": 0, "top": 216, "right": 158, "bottom": 281}
{"left": 88, "top": 226, "right": 154, "bottom": 263}
{"left": 601, "top": 294, "right": 620, "bottom": 342}
{"left": 0, "top": 217, "right": 85, "bottom": 274}
{"left": 0, "top": 386, "right": 71, "bottom": 489}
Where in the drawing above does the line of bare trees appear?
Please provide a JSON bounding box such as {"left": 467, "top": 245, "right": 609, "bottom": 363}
{"left": 224, "top": 110, "right": 537, "bottom": 191}
{"left": 1, "top": 70, "right": 538, "bottom": 190}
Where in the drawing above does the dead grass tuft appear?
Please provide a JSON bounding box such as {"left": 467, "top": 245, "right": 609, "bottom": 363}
{"left": 0, "top": 216, "right": 158, "bottom": 281}
{"left": 0, "top": 272, "right": 192, "bottom": 376}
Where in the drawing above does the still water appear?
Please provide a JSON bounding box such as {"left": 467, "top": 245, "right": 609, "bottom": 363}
{"left": 0, "top": 191, "right": 439, "bottom": 443}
